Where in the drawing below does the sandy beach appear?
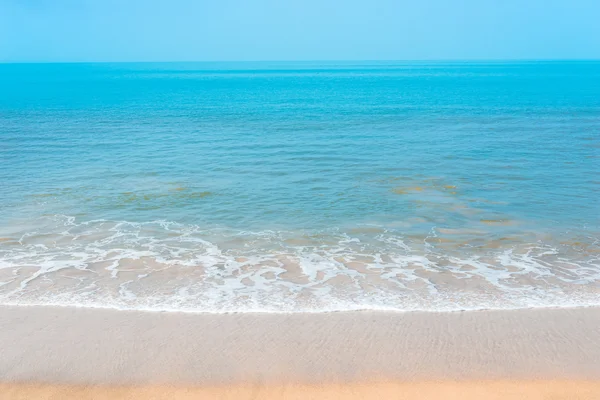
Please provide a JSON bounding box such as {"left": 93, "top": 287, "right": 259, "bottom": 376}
{"left": 3, "top": 381, "right": 600, "bottom": 400}
{"left": 3, "top": 59, "right": 600, "bottom": 399}
{"left": 1, "top": 305, "right": 600, "bottom": 398}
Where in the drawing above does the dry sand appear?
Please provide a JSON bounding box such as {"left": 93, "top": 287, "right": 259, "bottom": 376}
{"left": 3, "top": 381, "right": 600, "bottom": 400}
{"left": 1, "top": 305, "right": 600, "bottom": 398}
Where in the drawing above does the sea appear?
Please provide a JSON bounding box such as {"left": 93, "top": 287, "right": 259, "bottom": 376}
{"left": 0, "top": 61, "right": 599, "bottom": 313}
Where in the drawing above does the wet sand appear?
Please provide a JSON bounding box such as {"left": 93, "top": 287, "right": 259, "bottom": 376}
{"left": 1, "top": 305, "right": 600, "bottom": 398}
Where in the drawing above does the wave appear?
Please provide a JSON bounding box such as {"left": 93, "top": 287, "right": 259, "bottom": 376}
{"left": 1, "top": 215, "right": 599, "bottom": 313}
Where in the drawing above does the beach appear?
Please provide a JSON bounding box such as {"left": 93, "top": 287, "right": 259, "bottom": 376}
{"left": 2, "top": 305, "right": 600, "bottom": 398}
{"left": 1, "top": 62, "right": 599, "bottom": 398}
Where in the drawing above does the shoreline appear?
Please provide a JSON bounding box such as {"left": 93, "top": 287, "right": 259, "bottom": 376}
{"left": 3, "top": 301, "right": 600, "bottom": 315}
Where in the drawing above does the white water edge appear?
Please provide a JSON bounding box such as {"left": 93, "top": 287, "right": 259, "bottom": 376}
{"left": 1, "top": 217, "right": 599, "bottom": 313}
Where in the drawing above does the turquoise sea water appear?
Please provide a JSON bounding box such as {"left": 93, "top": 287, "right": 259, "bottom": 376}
{"left": 0, "top": 61, "right": 599, "bottom": 312}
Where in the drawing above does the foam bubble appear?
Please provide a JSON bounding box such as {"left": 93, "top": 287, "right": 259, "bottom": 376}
{"left": 0, "top": 215, "right": 599, "bottom": 313}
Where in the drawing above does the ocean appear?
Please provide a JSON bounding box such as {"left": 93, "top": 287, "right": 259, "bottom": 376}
{"left": 0, "top": 61, "right": 599, "bottom": 312}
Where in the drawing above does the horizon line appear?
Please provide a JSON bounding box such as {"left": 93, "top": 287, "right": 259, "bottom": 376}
{"left": 1, "top": 58, "right": 600, "bottom": 65}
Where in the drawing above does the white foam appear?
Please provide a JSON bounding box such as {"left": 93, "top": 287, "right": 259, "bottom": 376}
{"left": 0, "top": 216, "right": 599, "bottom": 313}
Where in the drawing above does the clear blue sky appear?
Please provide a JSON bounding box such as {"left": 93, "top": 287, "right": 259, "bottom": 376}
{"left": 1, "top": 0, "right": 599, "bottom": 62}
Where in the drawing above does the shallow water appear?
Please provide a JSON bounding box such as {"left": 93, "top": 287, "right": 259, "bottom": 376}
{"left": 1, "top": 61, "right": 599, "bottom": 312}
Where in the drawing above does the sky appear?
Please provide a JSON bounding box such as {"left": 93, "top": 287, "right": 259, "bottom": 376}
{"left": 1, "top": 0, "right": 599, "bottom": 62}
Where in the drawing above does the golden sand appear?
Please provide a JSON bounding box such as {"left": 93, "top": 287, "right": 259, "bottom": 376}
{"left": 2, "top": 381, "right": 600, "bottom": 400}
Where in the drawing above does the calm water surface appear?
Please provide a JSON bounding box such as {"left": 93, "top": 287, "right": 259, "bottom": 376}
{"left": 0, "top": 61, "right": 599, "bottom": 312}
